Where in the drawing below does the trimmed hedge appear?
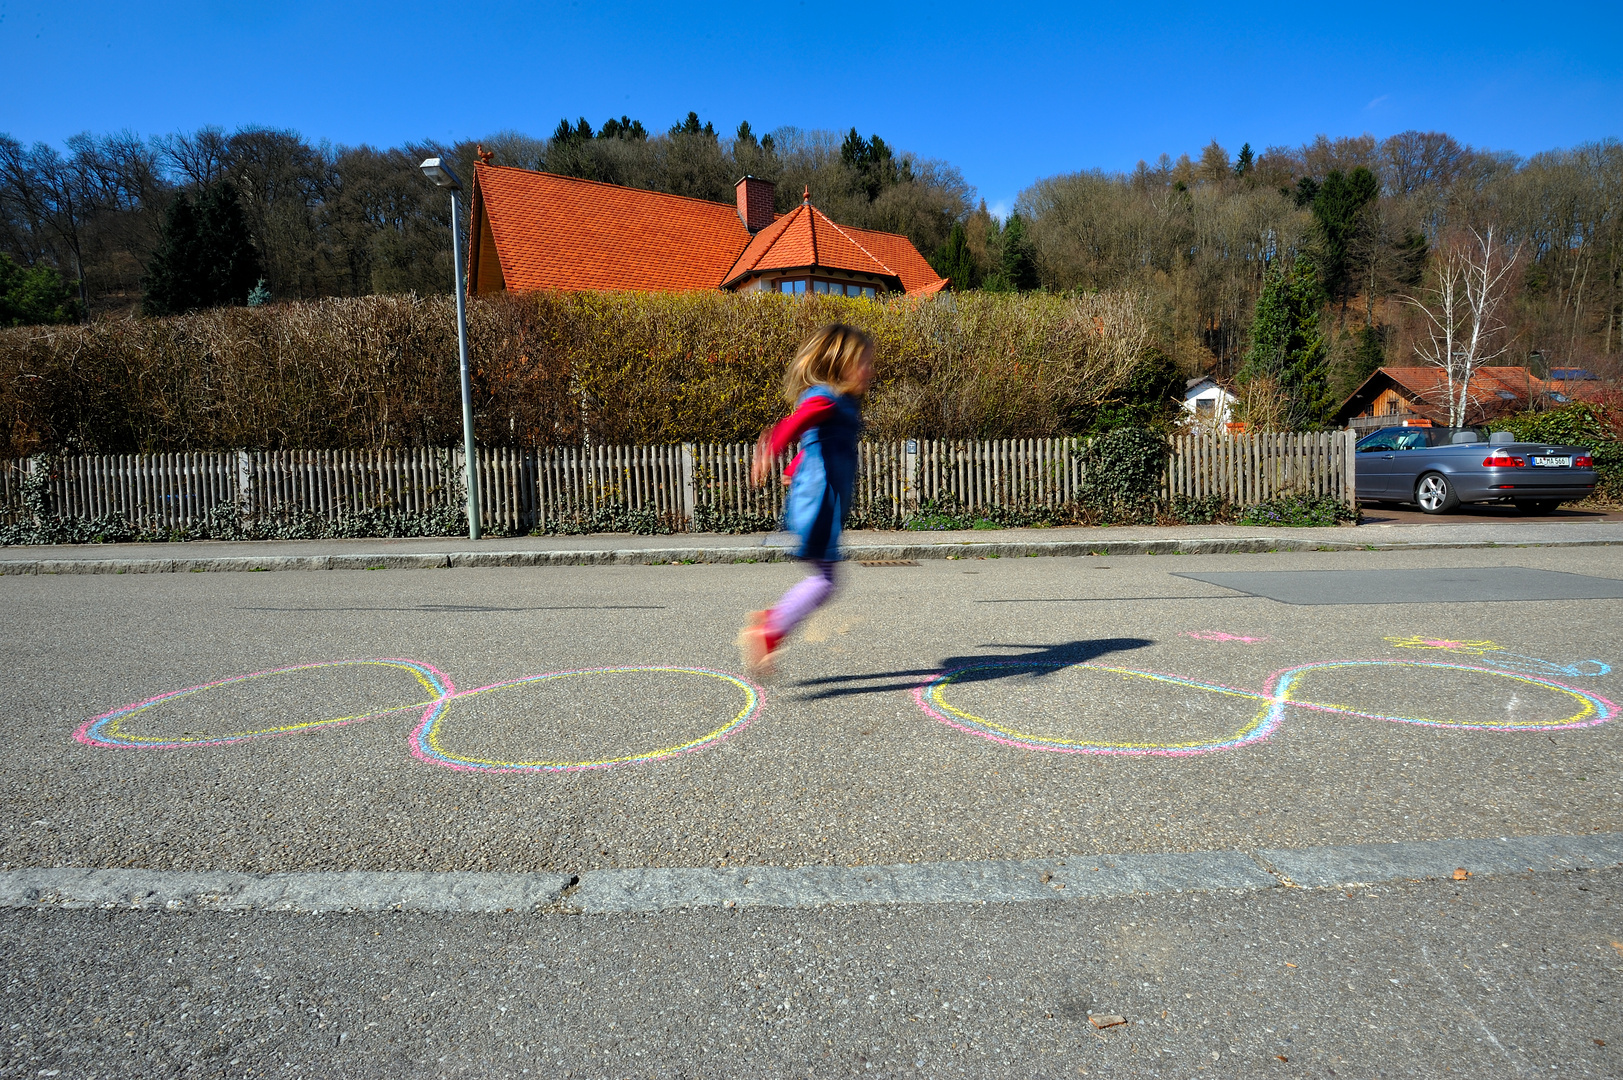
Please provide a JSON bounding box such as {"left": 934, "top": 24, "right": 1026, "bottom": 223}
{"left": 0, "top": 289, "right": 1155, "bottom": 457}
{"left": 1499, "top": 402, "right": 1623, "bottom": 503}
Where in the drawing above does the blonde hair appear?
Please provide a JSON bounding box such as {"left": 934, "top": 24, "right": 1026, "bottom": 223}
{"left": 782, "top": 323, "right": 874, "bottom": 404}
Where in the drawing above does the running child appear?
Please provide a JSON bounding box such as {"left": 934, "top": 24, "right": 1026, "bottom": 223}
{"left": 737, "top": 323, "right": 874, "bottom": 676}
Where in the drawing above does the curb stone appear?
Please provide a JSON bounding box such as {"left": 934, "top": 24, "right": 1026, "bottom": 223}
{"left": 4, "top": 833, "right": 1618, "bottom": 914}
{"left": 2, "top": 535, "right": 1620, "bottom": 575}
{"left": 0, "top": 868, "right": 576, "bottom": 913}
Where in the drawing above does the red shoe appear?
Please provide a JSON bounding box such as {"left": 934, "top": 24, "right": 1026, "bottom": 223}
{"left": 737, "top": 611, "right": 783, "bottom": 678}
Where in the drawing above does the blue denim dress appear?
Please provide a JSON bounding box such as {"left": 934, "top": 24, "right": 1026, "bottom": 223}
{"left": 782, "top": 385, "right": 863, "bottom": 561}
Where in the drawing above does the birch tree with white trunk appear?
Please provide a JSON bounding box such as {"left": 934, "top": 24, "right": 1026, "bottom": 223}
{"left": 1401, "top": 226, "right": 1520, "bottom": 427}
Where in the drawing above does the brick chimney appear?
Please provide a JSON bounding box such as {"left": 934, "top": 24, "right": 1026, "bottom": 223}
{"left": 735, "top": 175, "right": 775, "bottom": 233}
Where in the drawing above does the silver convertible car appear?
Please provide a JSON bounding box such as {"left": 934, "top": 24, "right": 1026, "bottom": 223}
{"left": 1355, "top": 426, "right": 1597, "bottom": 514}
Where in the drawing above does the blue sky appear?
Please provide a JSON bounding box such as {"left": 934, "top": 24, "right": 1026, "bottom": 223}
{"left": 3, "top": 1, "right": 1619, "bottom": 215}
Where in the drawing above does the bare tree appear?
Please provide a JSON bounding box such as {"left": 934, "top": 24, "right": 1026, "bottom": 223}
{"left": 1402, "top": 226, "right": 1519, "bottom": 426}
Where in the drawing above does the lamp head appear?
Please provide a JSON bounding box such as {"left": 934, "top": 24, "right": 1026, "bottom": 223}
{"left": 419, "top": 157, "right": 463, "bottom": 190}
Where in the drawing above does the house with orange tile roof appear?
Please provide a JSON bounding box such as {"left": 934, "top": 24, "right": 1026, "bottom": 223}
{"left": 466, "top": 164, "right": 946, "bottom": 299}
{"left": 1333, "top": 365, "right": 1603, "bottom": 430}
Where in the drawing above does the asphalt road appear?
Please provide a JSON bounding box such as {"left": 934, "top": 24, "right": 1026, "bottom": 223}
{"left": 5, "top": 867, "right": 1621, "bottom": 1079}
{"left": 4, "top": 546, "right": 1622, "bottom": 1076}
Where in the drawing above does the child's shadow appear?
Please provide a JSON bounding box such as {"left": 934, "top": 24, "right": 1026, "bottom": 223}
{"left": 790, "top": 637, "right": 1154, "bottom": 700}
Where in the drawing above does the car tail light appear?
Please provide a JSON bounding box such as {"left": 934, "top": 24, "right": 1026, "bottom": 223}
{"left": 1575, "top": 454, "right": 1594, "bottom": 467}
{"left": 1482, "top": 454, "right": 1525, "bottom": 467}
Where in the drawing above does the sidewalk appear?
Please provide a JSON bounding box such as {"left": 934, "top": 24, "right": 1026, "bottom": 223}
{"left": 3, "top": 516, "right": 1622, "bottom": 574}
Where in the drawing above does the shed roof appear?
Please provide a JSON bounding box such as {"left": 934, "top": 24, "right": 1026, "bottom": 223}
{"left": 1334, "top": 365, "right": 1563, "bottom": 424}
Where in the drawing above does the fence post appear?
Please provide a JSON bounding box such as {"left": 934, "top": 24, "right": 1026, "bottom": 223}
{"left": 236, "top": 450, "right": 254, "bottom": 528}
{"left": 903, "top": 439, "right": 919, "bottom": 518}
{"left": 1343, "top": 428, "right": 1358, "bottom": 512}
{"left": 25, "top": 455, "right": 39, "bottom": 519}
{"left": 680, "top": 443, "right": 696, "bottom": 531}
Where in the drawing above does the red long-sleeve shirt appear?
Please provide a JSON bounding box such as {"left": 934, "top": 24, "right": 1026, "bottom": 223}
{"left": 767, "top": 396, "right": 835, "bottom": 478}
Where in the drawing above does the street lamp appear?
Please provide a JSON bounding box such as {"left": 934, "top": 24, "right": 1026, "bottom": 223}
{"left": 419, "top": 156, "right": 482, "bottom": 541}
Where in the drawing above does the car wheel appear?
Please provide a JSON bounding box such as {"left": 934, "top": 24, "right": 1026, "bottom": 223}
{"left": 1415, "top": 472, "right": 1459, "bottom": 514}
{"left": 1515, "top": 499, "right": 1561, "bottom": 516}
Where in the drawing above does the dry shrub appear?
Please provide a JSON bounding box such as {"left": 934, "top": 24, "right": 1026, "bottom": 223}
{"left": 0, "top": 289, "right": 1154, "bottom": 455}
{"left": 0, "top": 295, "right": 473, "bottom": 454}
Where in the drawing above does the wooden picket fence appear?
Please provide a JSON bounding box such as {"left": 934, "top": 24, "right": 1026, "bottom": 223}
{"left": 1166, "top": 431, "right": 1355, "bottom": 505}
{"left": 0, "top": 431, "right": 1354, "bottom": 533}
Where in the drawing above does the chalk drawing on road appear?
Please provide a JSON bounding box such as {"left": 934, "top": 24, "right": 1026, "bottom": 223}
{"left": 79, "top": 663, "right": 762, "bottom": 773}
{"left": 1383, "top": 635, "right": 1501, "bottom": 656}
{"left": 1384, "top": 635, "right": 1611, "bottom": 678}
{"left": 914, "top": 662, "right": 1276, "bottom": 756}
{"left": 1181, "top": 631, "right": 1270, "bottom": 644}
{"left": 75, "top": 659, "right": 450, "bottom": 749}
{"left": 914, "top": 658, "right": 1615, "bottom": 757}
{"left": 78, "top": 639, "right": 1610, "bottom": 767}
{"left": 411, "top": 667, "right": 761, "bottom": 772}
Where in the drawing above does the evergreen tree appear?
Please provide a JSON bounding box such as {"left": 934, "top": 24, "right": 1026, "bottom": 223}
{"left": 143, "top": 192, "right": 202, "bottom": 315}
{"left": 840, "top": 127, "right": 868, "bottom": 171}
{"left": 1392, "top": 228, "right": 1429, "bottom": 288}
{"left": 1240, "top": 261, "right": 1332, "bottom": 428}
{"left": 197, "top": 182, "right": 261, "bottom": 304}
{"left": 1233, "top": 143, "right": 1254, "bottom": 178}
{"left": 1350, "top": 323, "right": 1387, "bottom": 383}
{"left": 551, "top": 117, "right": 594, "bottom": 146}
{"left": 840, "top": 129, "right": 905, "bottom": 201}
{"left": 668, "top": 112, "right": 714, "bottom": 139}
{"left": 999, "top": 213, "right": 1040, "bottom": 292}
{"left": 0, "top": 253, "right": 79, "bottom": 325}
{"left": 930, "top": 222, "right": 978, "bottom": 290}
{"left": 1311, "top": 166, "right": 1379, "bottom": 304}
{"left": 143, "top": 182, "right": 262, "bottom": 315}
{"left": 597, "top": 116, "right": 647, "bottom": 140}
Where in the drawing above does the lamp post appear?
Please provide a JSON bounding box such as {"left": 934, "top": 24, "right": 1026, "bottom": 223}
{"left": 419, "top": 156, "right": 481, "bottom": 540}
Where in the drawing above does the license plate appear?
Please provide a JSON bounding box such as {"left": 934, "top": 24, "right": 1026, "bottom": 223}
{"left": 1531, "top": 456, "right": 1571, "bottom": 467}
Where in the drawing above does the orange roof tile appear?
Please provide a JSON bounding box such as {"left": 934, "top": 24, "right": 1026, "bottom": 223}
{"left": 1379, "top": 366, "right": 1553, "bottom": 400}
{"left": 721, "top": 202, "right": 901, "bottom": 289}
{"left": 472, "top": 162, "right": 949, "bottom": 297}
{"left": 1336, "top": 365, "right": 1569, "bottom": 424}
{"left": 835, "top": 225, "right": 948, "bottom": 295}
{"left": 471, "top": 163, "right": 752, "bottom": 293}
{"left": 902, "top": 275, "right": 949, "bottom": 297}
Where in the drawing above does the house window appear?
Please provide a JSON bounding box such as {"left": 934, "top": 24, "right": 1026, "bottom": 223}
{"left": 1195, "top": 398, "right": 1215, "bottom": 417}
{"left": 779, "top": 278, "right": 874, "bottom": 297}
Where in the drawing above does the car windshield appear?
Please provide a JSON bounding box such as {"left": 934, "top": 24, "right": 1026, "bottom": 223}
{"left": 1357, "top": 427, "right": 1484, "bottom": 451}
{"left": 1358, "top": 430, "right": 1428, "bottom": 451}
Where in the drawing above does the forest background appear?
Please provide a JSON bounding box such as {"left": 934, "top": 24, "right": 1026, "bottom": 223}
{"left": 0, "top": 113, "right": 1620, "bottom": 456}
